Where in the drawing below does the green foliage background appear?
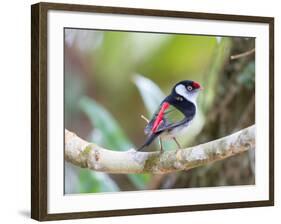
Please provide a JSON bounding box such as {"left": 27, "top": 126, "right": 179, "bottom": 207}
{"left": 64, "top": 29, "right": 255, "bottom": 194}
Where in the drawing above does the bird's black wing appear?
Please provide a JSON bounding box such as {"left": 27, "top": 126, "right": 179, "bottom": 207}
{"left": 155, "top": 112, "right": 194, "bottom": 133}
{"left": 144, "top": 103, "right": 186, "bottom": 135}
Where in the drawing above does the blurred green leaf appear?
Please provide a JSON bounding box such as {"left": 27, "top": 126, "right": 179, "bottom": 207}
{"left": 133, "top": 74, "right": 165, "bottom": 116}
{"left": 79, "top": 168, "right": 119, "bottom": 193}
{"left": 79, "top": 96, "right": 133, "bottom": 150}
{"left": 127, "top": 174, "right": 151, "bottom": 190}
{"left": 95, "top": 32, "right": 134, "bottom": 86}
{"left": 79, "top": 96, "right": 151, "bottom": 190}
{"left": 138, "top": 35, "right": 217, "bottom": 80}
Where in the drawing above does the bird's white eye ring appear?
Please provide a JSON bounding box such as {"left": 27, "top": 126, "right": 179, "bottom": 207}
{"left": 187, "top": 86, "right": 193, "bottom": 91}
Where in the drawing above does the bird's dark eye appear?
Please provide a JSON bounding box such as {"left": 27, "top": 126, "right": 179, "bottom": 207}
{"left": 187, "top": 86, "right": 193, "bottom": 91}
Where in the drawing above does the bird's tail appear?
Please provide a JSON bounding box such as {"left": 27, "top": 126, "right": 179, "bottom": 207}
{"left": 137, "top": 133, "right": 158, "bottom": 151}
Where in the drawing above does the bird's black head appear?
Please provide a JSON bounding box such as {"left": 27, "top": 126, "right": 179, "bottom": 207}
{"left": 173, "top": 80, "right": 202, "bottom": 92}
{"left": 170, "top": 80, "right": 202, "bottom": 103}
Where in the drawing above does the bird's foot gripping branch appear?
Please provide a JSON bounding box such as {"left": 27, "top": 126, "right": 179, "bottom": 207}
{"left": 65, "top": 125, "right": 255, "bottom": 174}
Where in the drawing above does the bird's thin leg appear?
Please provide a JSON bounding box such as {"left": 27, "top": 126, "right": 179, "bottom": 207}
{"left": 173, "top": 137, "right": 181, "bottom": 149}
{"left": 159, "top": 137, "right": 163, "bottom": 153}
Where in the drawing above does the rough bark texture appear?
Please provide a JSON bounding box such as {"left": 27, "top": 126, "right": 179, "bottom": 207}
{"left": 65, "top": 125, "right": 255, "bottom": 174}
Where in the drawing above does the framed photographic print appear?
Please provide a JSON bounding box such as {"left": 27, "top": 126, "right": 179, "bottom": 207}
{"left": 31, "top": 2, "right": 274, "bottom": 221}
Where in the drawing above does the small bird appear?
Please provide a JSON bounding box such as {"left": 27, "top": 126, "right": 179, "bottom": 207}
{"left": 137, "top": 80, "right": 203, "bottom": 152}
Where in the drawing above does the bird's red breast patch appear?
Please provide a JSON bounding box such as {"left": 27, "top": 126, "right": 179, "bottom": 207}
{"left": 151, "top": 102, "right": 170, "bottom": 133}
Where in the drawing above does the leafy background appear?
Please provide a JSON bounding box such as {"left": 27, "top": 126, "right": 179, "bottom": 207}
{"left": 64, "top": 29, "right": 255, "bottom": 194}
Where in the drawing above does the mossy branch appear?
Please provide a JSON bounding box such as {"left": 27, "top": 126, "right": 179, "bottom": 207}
{"left": 65, "top": 125, "right": 255, "bottom": 174}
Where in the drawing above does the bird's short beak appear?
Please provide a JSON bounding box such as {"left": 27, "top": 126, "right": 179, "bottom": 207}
{"left": 200, "top": 86, "right": 204, "bottom": 91}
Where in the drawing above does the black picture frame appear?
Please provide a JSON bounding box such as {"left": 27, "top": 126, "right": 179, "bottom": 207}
{"left": 31, "top": 2, "right": 274, "bottom": 221}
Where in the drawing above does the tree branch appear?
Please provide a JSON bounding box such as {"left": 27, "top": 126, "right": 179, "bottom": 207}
{"left": 230, "top": 48, "right": 255, "bottom": 60}
{"left": 65, "top": 125, "right": 255, "bottom": 174}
